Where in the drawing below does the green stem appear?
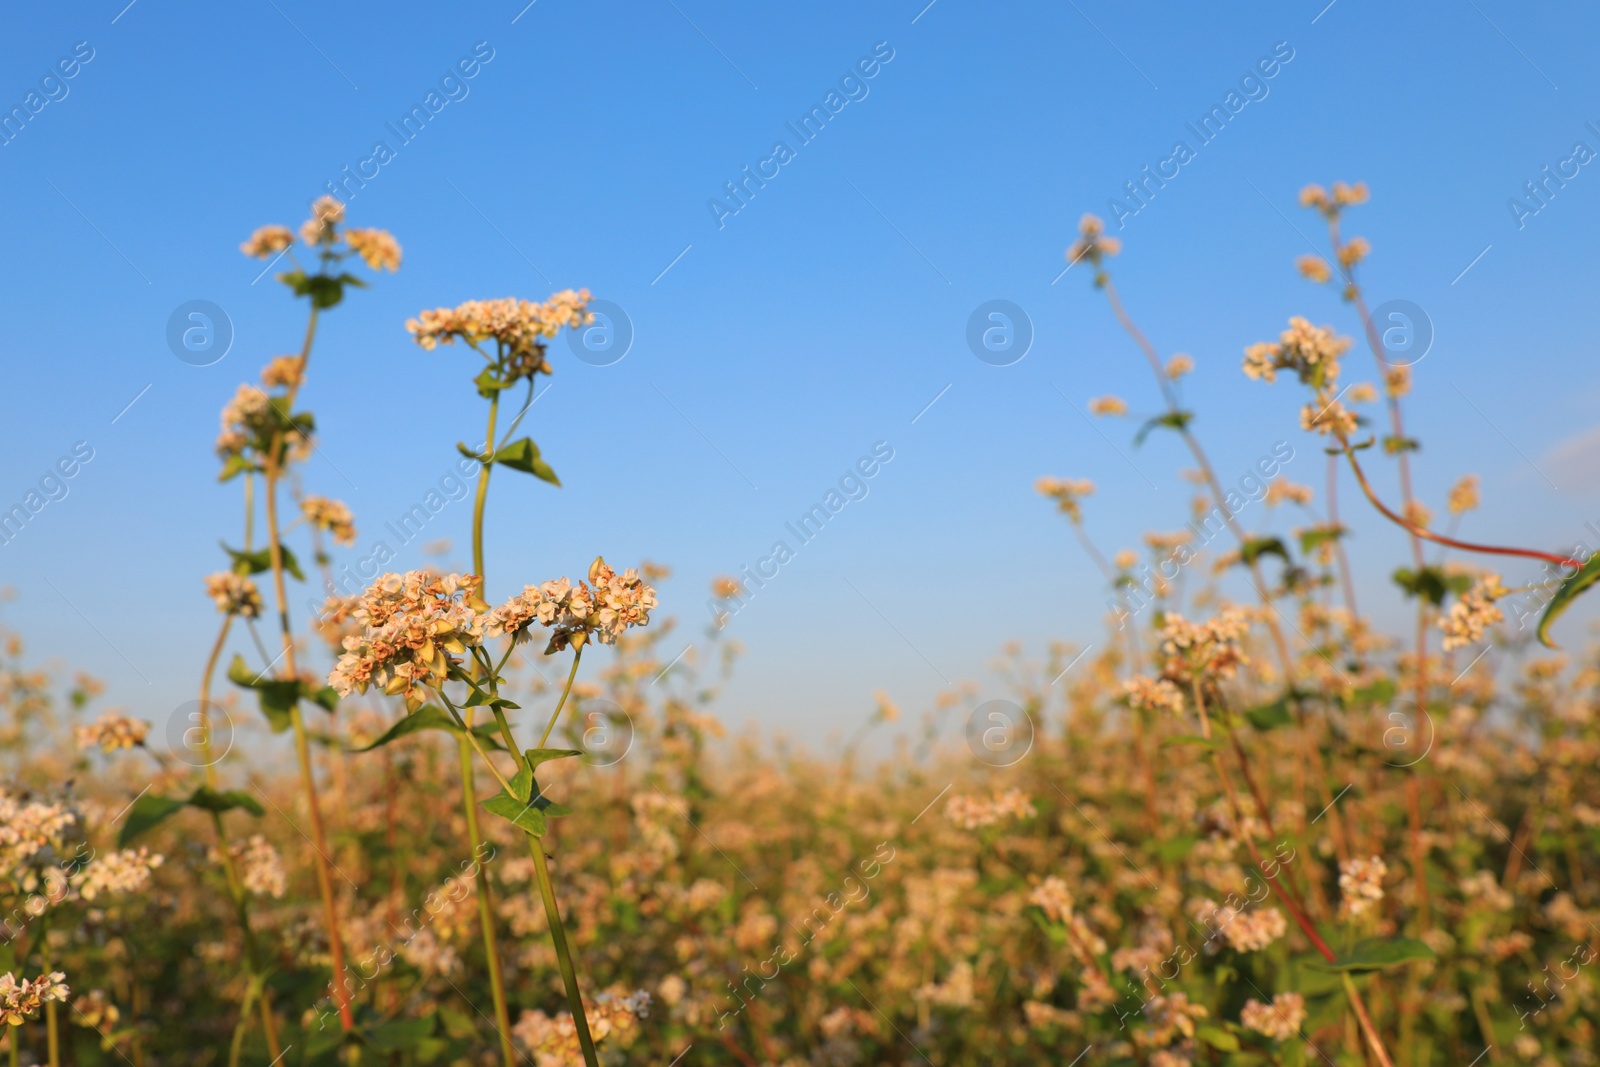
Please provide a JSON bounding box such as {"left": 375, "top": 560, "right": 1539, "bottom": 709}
{"left": 539, "top": 649, "right": 584, "bottom": 749}
{"left": 472, "top": 393, "right": 500, "bottom": 581}
{"left": 459, "top": 731, "right": 517, "bottom": 1067}
{"left": 529, "top": 843, "right": 601, "bottom": 1067}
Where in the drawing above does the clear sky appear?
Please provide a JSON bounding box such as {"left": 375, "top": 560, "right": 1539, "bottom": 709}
{"left": 3, "top": 0, "right": 1598, "bottom": 748}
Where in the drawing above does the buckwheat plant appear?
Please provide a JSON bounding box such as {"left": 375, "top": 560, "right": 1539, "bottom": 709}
{"left": 1055, "top": 186, "right": 1600, "bottom": 1067}
{"left": 116, "top": 197, "right": 401, "bottom": 1054}
{"left": 330, "top": 559, "right": 656, "bottom": 1067}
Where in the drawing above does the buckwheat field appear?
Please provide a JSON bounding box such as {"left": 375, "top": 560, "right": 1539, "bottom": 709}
{"left": 6, "top": 6, "right": 1600, "bottom": 1067}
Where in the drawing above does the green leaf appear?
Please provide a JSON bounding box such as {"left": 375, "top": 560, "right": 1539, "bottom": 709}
{"left": 118, "top": 794, "right": 188, "bottom": 847}
{"left": 1348, "top": 677, "right": 1396, "bottom": 708}
{"left": 1238, "top": 536, "right": 1289, "bottom": 567}
{"left": 493, "top": 437, "right": 560, "bottom": 486}
{"left": 1246, "top": 694, "right": 1294, "bottom": 731}
{"left": 350, "top": 705, "right": 506, "bottom": 752}
{"left": 218, "top": 454, "right": 257, "bottom": 483}
{"left": 474, "top": 367, "right": 509, "bottom": 399}
{"left": 187, "top": 787, "right": 265, "bottom": 817}
{"left": 1538, "top": 553, "right": 1600, "bottom": 649}
{"left": 1299, "top": 524, "right": 1346, "bottom": 555}
{"left": 221, "top": 542, "right": 304, "bottom": 582}
{"left": 1382, "top": 434, "right": 1421, "bottom": 455}
{"left": 1196, "top": 1025, "right": 1240, "bottom": 1052}
{"left": 481, "top": 790, "right": 549, "bottom": 837}
{"left": 304, "top": 683, "right": 340, "bottom": 712}
{"left": 286, "top": 273, "right": 347, "bottom": 309}
{"left": 226, "top": 654, "right": 299, "bottom": 732}
{"left": 1392, "top": 566, "right": 1470, "bottom": 607}
{"left": 524, "top": 747, "right": 583, "bottom": 770}
{"left": 1311, "top": 937, "right": 1436, "bottom": 973}
{"left": 1163, "top": 734, "right": 1221, "bottom": 750}
{"left": 457, "top": 441, "right": 488, "bottom": 463}
{"left": 1156, "top": 834, "right": 1197, "bottom": 862}
{"left": 364, "top": 1013, "right": 434, "bottom": 1052}
{"left": 1133, "top": 410, "right": 1194, "bottom": 447}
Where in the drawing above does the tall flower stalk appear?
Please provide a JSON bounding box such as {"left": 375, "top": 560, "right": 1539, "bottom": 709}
{"left": 229, "top": 199, "right": 401, "bottom": 1032}
{"left": 399, "top": 289, "right": 609, "bottom": 1064}
{"left": 328, "top": 563, "right": 657, "bottom": 1067}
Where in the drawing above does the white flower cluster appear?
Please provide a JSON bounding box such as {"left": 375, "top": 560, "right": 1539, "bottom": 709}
{"left": 73, "top": 712, "right": 149, "bottom": 753}
{"left": 484, "top": 558, "right": 657, "bottom": 653}
{"left": 1240, "top": 991, "right": 1306, "bottom": 1040}
{"left": 1159, "top": 609, "right": 1252, "bottom": 685}
{"left": 205, "top": 571, "right": 264, "bottom": 618}
{"left": 946, "top": 789, "right": 1036, "bottom": 830}
{"left": 0, "top": 971, "right": 69, "bottom": 1026}
{"left": 1339, "top": 855, "right": 1387, "bottom": 918}
{"left": 407, "top": 290, "right": 593, "bottom": 382}
{"left": 1438, "top": 574, "right": 1507, "bottom": 651}
{"left": 327, "top": 572, "right": 488, "bottom": 707}
{"left": 0, "top": 790, "right": 76, "bottom": 870}
{"left": 1120, "top": 676, "right": 1186, "bottom": 717}
{"left": 237, "top": 835, "right": 287, "bottom": 899}
{"left": 73, "top": 847, "right": 164, "bottom": 901}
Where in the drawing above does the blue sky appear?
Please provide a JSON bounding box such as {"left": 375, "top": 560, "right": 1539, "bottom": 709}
{"left": 3, "top": 0, "right": 1598, "bottom": 747}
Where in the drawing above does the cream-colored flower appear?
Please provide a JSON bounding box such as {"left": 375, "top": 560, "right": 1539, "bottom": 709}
{"left": 345, "top": 228, "right": 402, "bottom": 272}
{"left": 240, "top": 225, "right": 293, "bottom": 259}
{"left": 484, "top": 557, "right": 657, "bottom": 653}
{"left": 74, "top": 712, "right": 149, "bottom": 753}
{"left": 1264, "top": 478, "right": 1313, "bottom": 507}
{"left": 205, "top": 572, "right": 263, "bottom": 618}
{"left": 260, "top": 355, "right": 305, "bottom": 389}
{"left": 327, "top": 572, "right": 489, "bottom": 707}
{"left": 1337, "top": 237, "right": 1371, "bottom": 268}
{"left": 1066, "top": 213, "right": 1121, "bottom": 264}
{"left": 1299, "top": 398, "right": 1358, "bottom": 438}
{"left": 1166, "top": 354, "right": 1194, "bottom": 379}
{"left": 299, "top": 195, "right": 344, "bottom": 245}
{"left": 1120, "top": 676, "right": 1185, "bottom": 716}
{"left": 0, "top": 972, "right": 70, "bottom": 1026}
{"left": 1297, "top": 254, "right": 1332, "bottom": 283}
{"left": 1088, "top": 395, "right": 1128, "bottom": 416}
{"left": 1339, "top": 855, "right": 1387, "bottom": 917}
{"left": 1438, "top": 574, "right": 1507, "bottom": 651}
{"left": 74, "top": 848, "right": 164, "bottom": 901}
{"left": 407, "top": 291, "right": 594, "bottom": 382}
{"left": 1036, "top": 476, "right": 1095, "bottom": 523}
{"left": 301, "top": 495, "right": 357, "bottom": 547}
{"left": 1448, "top": 474, "right": 1481, "bottom": 515}
{"left": 1159, "top": 609, "right": 1251, "bottom": 685}
{"left": 1240, "top": 992, "right": 1306, "bottom": 1040}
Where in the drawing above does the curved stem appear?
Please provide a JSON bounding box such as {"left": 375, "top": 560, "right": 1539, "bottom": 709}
{"left": 529, "top": 844, "right": 601, "bottom": 1067}
{"left": 1341, "top": 444, "right": 1580, "bottom": 569}
{"left": 539, "top": 649, "right": 584, "bottom": 749}
{"left": 1103, "top": 279, "right": 1296, "bottom": 681}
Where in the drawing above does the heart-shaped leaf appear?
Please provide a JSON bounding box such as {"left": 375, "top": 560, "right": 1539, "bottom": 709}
{"left": 1311, "top": 936, "right": 1435, "bottom": 973}
{"left": 1538, "top": 553, "right": 1600, "bottom": 649}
